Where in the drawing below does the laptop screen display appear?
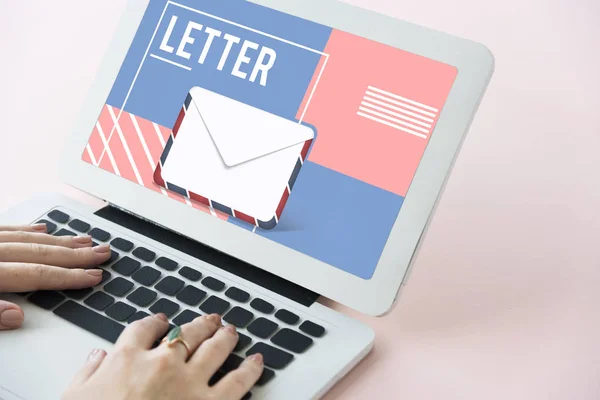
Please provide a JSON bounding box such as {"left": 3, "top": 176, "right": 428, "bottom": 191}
{"left": 82, "top": 0, "right": 457, "bottom": 279}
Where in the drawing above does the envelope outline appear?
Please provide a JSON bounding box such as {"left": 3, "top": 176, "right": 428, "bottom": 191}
{"left": 153, "top": 87, "right": 316, "bottom": 229}
{"left": 188, "top": 86, "right": 315, "bottom": 167}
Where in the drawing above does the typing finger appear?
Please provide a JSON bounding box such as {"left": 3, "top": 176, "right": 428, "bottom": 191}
{"left": 0, "top": 224, "right": 47, "bottom": 233}
{"left": 0, "top": 231, "right": 93, "bottom": 249}
{"left": 116, "top": 313, "right": 169, "bottom": 350}
{"left": 0, "top": 300, "right": 24, "bottom": 330}
{"left": 211, "top": 354, "right": 264, "bottom": 400}
{"left": 0, "top": 243, "right": 110, "bottom": 267}
{"left": 0, "top": 263, "right": 103, "bottom": 292}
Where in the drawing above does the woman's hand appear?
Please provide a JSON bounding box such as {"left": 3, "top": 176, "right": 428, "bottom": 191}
{"left": 63, "top": 313, "right": 264, "bottom": 400}
{"left": 0, "top": 224, "right": 111, "bottom": 330}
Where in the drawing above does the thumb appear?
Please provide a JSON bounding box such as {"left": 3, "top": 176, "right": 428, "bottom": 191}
{"left": 0, "top": 300, "right": 24, "bottom": 330}
{"left": 69, "top": 348, "right": 107, "bottom": 387}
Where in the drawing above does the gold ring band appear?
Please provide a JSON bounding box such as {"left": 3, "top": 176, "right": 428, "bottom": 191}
{"left": 161, "top": 326, "right": 192, "bottom": 359}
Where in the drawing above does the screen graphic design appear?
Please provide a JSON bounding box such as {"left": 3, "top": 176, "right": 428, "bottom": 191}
{"left": 82, "top": 0, "right": 458, "bottom": 279}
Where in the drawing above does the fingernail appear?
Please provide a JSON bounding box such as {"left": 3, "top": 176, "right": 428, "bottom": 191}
{"left": 0, "top": 309, "right": 24, "bottom": 329}
{"left": 32, "top": 223, "right": 47, "bottom": 232}
{"left": 224, "top": 324, "right": 237, "bottom": 334}
{"left": 87, "top": 348, "right": 100, "bottom": 361}
{"left": 93, "top": 244, "right": 110, "bottom": 253}
{"left": 73, "top": 235, "right": 92, "bottom": 244}
{"left": 86, "top": 269, "right": 103, "bottom": 276}
{"left": 155, "top": 313, "right": 168, "bottom": 322}
{"left": 248, "top": 353, "right": 263, "bottom": 365}
{"left": 208, "top": 314, "right": 222, "bottom": 325}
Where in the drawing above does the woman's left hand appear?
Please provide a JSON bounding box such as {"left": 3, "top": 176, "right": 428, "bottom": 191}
{"left": 0, "top": 224, "right": 111, "bottom": 330}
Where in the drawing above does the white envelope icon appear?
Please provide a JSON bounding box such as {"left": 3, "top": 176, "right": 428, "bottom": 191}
{"left": 158, "top": 86, "right": 315, "bottom": 228}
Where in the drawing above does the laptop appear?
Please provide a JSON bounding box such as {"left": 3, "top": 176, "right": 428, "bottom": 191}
{"left": 0, "top": 0, "right": 493, "bottom": 399}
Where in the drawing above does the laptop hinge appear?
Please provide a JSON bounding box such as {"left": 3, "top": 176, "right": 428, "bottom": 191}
{"left": 95, "top": 204, "right": 319, "bottom": 307}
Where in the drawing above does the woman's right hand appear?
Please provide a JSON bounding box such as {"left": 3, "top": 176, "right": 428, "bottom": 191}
{"left": 63, "top": 313, "right": 264, "bottom": 400}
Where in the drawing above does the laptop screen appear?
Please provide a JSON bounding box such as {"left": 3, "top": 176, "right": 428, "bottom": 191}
{"left": 82, "top": 0, "right": 457, "bottom": 280}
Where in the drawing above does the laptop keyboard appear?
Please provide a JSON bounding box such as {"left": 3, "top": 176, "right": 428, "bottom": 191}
{"left": 24, "top": 208, "right": 327, "bottom": 399}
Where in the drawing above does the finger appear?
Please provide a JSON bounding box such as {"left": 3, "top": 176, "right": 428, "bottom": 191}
{"left": 0, "top": 300, "right": 24, "bottom": 330}
{"left": 0, "top": 224, "right": 47, "bottom": 233}
{"left": 189, "top": 321, "right": 238, "bottom": 378}
{"left": 158, "top": 314, "right": 222, "bottom": 361}
{"left": 0, "top": 263, "right": 103, "bottom": 292}
{"left": 211, "top": 354, "right": 264, "bottom": 400}
{"left": 116, "top": 313, "right": 169, "bottom": 350}
{"left": 0, "top": 231, "right": 93, "bottom": 249}
{"left": 0, "top": 243, "right": 110, "bottom": 267}
{"left": 69, "top": 348, "right": 107, "bottom": 386}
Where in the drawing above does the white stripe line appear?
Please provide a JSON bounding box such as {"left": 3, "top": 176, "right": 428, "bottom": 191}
{"left": 367, "top": 86, "right": 438, "bottom": 112}
{"left": 209, "top": 207, "right": 217, "bottom": 217}
{"left": 365, "top": 91, "right": 437, "bottom": 118}
{"left": 360, "top": 101, "right": 432, "bottom": 128}
{"left": 363, "top": 96, "right": 435, "bottom": 123}
{"left": 358, "top": 106, "right": 430, "bottom": 134}
{"left": 299, "top": 55, "right": 329, "bottom": 123}
{"left": 153, "top": 122, "right": 166, "bottom": 147}
{"left": 252, "top": 226, "right": 257, "bottom": 233}
{"left": 97, "top": 1, "right": 171, "bottom": 166}
{"left": 169, "top": 1, "right": 328, "bottom": 56}
{"left": 357, "top": 112, "right": 427, "bottom": 139}
{"left": 96, "top": 121, "right": 121, "bottom": 175}
{"left": 149, "top": 54, "right": 192, "bottom": 71}
{"left": 107, "top": 106, "right": 145, "bottom": 185}
{"left": 130, "top": 114, "right": 157, "bottom": 168}
{"left": 184, "top": 198, "right": 193, "bottom": 207}
{"left": 86, "top": 144, "right": 98, "bottom": 166}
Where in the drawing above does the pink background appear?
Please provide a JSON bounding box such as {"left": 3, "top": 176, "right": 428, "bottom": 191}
{"left": 300, "top": 29, "right": 457, "bottom": 196}
{"left": 1, "top": 1, "right": 599, "bottom": 399}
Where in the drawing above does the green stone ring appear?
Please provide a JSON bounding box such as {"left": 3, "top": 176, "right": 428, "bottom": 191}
{"left": 161, "top": 326, "right": 192, "bottom": 358}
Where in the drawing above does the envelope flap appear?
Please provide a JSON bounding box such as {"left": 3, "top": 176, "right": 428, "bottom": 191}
{"left": 189, "top": 87, "right": 315, "bottom": 167}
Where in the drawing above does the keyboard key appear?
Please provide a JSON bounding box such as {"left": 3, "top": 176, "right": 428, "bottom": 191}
{"left": 112, "top": 256, "right": 141, "bottom": 276}
{"left": 104, "top": 277, "right": 134, "bottom": 297}
{"left": 132, "top": 247, "right": 155, "bottom": 262}
{"left": 250, "top": 298, "right": 274, "bottom": 314}
{"left": 299, "top": 321, "right": 325, "bottom": 338}
{"left": 246, "top": 343, "right": 293, "bottom": 370}
{"left": 111, "top": 237, "right": 134, "bottom": 252}
{"left": 208, "top": 370, "right": 226, "bottom": 386}
{"left": 234, "top": 333, "right": 252, "bottom": 352}
{"left": 48, "top": 210, "right": 69, "bottom": 223}
{"left": 149, "top": 298, "right": 179, "bottom": 318}
{"left": 155, "top": 276, "right": 185, "bottom": 296}
{"left": 178, "top": 266, "right": 202, "bottom": 281}
{"left": 128, "top": 311, "right": 150, "bottom": 324}
{"left": 84, "top": 292, "right": 115, "bottom": 311}
{"left": 29, "top": 291, "right": 65, "bottom": 310}
{"left": 99, "top": 270, "right": 112, "bottom": 285}
{"left": 68, "top": 219, "right": 90, "bottom": 233}
{"left": 202, "top": 276, "right": 225, "bottom": 291}
{"left": 247, "top": 318, "right": 278, "bottom": 339}
{"left": 54, "top": 228, "right": 76, "bottom": 237}
{"left": 172, "top": 310, "right": 201, "bottom": 325}
{"left": 274, "top": 309, "right": 299, "bottom": 325}
{"left": 225, "top": 287, "right": 250, "bottom": 303}
{"left": 224, "top": 307, "right": 254, "bottom": 328}
{"left": 220, "top": 353, "right": 244, "bottom": 372}
{"left": 199, "top": 296, "right": 230, "bottom": 315}
{"left": 89, "top": 228, "right": 110, "bottom": 242}
{"left": 101, "top": 250, "right": 119, "bottom": 267}
{"left": 105, "top": 302, "right": 136, "bottom": 322}
{"left": 54, "top": 300, "right": 124, "bottom": 344}
{"left": 271, "top": 328, "right": 313, "bottom": 353}
{"left": 176, "top": 286, "right": 206, "bottom": 306}
{"left": 132, "top": 266, "right": 161, "bottom": 286}
{"left": 256, "top": 368, "right": 276, "bottom": 386}
{"left": 127, "top": 287, "right": 157, "bottom": 307}
{"left": 36, "top": 219, "right": 57, "bottom": 234}
{"left": 63, "top": 287, "right": 93, "bottom": 300}
{"left": 155, "top": 256, "right": 178, "bottom": 271}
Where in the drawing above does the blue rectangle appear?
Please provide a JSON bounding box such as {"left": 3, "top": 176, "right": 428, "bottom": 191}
{"left": 107, "top": 0, "right": 332, "bottom": 128}
{"left": 255, "top": 162, "right": 404, "bottom": 280}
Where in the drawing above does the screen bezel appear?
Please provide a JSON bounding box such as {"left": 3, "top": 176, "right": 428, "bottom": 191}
{"left": 60, "top": 0, "right": 494, "bottom": 316}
